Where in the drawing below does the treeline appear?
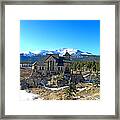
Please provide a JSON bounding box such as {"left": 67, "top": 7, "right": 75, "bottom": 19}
{"left": 70, "top": 61, "right": 100, "bottom": 72}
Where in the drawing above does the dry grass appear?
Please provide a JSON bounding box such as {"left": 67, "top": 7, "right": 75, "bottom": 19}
{"left": 26, "top": 83, "right": 100, "bottom": 100}
{"left": 20, "top": 68, "right": 32, "bottom": 80}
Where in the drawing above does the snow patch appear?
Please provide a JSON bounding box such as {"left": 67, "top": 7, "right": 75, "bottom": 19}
{"left": 19, "top": 90, "right": 42, "bottom": 101}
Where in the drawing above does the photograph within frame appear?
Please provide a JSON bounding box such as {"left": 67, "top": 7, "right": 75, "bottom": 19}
{"left": 20, "top": 20, "right": 100, "bottom": 100}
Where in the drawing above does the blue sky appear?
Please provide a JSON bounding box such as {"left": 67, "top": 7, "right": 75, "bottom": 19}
{"left": 20, "top": 20, "right": 100, "bottom": 55}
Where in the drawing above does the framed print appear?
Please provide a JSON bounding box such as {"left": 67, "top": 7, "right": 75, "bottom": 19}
{"left": 0, "top": 0, "right": 120, "bottom": 119}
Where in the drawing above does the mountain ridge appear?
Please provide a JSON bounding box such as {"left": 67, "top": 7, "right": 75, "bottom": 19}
{"left": 20, "top": 48, "right": 95, "bottom": 57}
{"left": 20, "top": 48, "right": 100, "bottom": 63}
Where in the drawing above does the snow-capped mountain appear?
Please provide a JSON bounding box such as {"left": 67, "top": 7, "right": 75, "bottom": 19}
{"left": 20, "top": 48, "right": 92, "bottom": 57}
{"left": 56, "top": 48, "right": 78, "bottom": 56}
{"left": 20, "top": 51, "right": 36, "bottom": 57}
{"left": 81, "top": 52, "right": 92, "bottom": 55}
